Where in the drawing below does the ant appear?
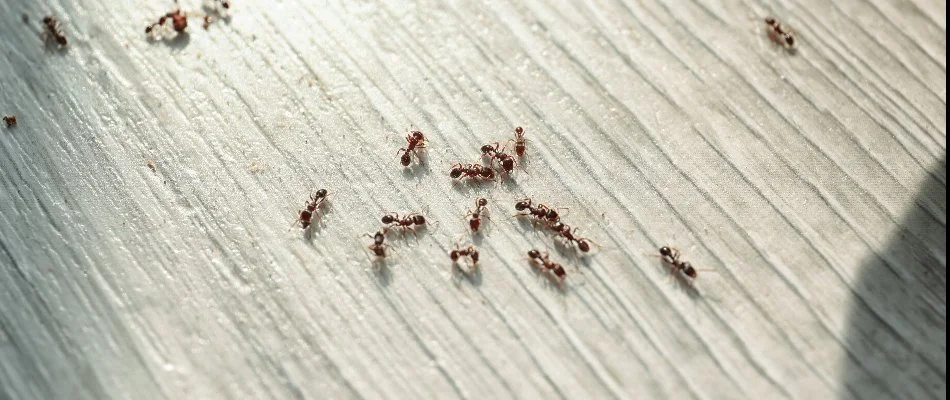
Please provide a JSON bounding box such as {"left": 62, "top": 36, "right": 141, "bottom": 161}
{"left": 450, "top": 244, "right": 480, "bottom": 266}
{"left": 526, "top": 249, "right": 566, "bottom": 282}
{"left": 513, "top": 198, "right": 561, "bottom": 224}
{"left": 201, "top": 0, "right": 231, "bottom": 29}
{"left": 365, "top": 229, "right": 392, "bottom": 258}
{"left": 657, "top": 246, "right": 704, "bottom": 279}
{"left": 465, "top": 198, "right": 490, "bottom": 232}
{"left": 397, "top": 130, "right": 427, "bottom": 166}
{"left": 293, "top": 189, "right": 329, "bottom": 230}
{"left": 549, "top": 222, "right": 597, "bottom": 253}
{"left": 381, "top": 212, "right": 431, "bottom": 235}
{"left": 513, "top": 126, "right": 527, "bottom": 157}
{"left": 145, "top": 5, "right": 189, "bottom": 38}
{"left": 480, "top": 143, "right": 517, "bottom": 175}
{"left": 764, "top": 17, "right": 797, "bottom": 50}
{"left": 42, "top": 15, "right": 68, "bottom": 47}
{"left": 450, "top": 163, "right": 495, "bottom": 181}
{"left": 3, "top": 116, "right": 16, "bottom": 128}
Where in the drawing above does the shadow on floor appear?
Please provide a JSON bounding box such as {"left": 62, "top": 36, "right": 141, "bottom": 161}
{"left": 841, "top": 158, "right": 946, "bottom": 400}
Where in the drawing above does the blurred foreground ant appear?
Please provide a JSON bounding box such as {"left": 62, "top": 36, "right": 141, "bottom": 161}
{"left": 145, "top": 6, "right": 189, "bottom": 38}
{"left": 381, "top": 212, "right": 432, "bottom": 235}
{"left": 365, "top": 230, "right": 392, "bottom": 258}
{"left": 450, "top": 163, "right": 495, "bottom": 181}
{"left": 527, "top": 249, "right": 566, "bottom": 282}
{"left": 450, "top": 244, "right": 480, "bottom": 267}
{"left": 550, "top": 222, "right": 598, "bottom": 253}
{"left": 42, "top": 15, "right": 68, "bottom": 47}
{"left": 764, "top": 17, "right": 797, "bottom": 50}
{"left": 657, "top": 246, "right": 710, "bottom": 279}
{"left": 465, "top": 198, "right": 490, "bottom": 232}
{"left": 3, "top": 116, "right": 16, "bottom": 128}
{"left": 398, "top": 130, "right": 427, "bottom": 166}
{"left": 513, "top": 126, "right": 527, "bottom": 157}
{"left": 293, "top": 189, "right": 329, "bottom": 230}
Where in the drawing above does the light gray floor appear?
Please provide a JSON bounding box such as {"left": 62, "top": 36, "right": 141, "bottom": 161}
{"left": 0, "top": 0, "right": 945, "bottom": 399}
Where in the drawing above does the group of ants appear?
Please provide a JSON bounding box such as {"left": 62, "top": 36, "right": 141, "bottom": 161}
{"left": 292, "top": 126, "right": 703, "bottom": 288}
{"left": 23, "top": 5, "right": 798, "bottom": 287}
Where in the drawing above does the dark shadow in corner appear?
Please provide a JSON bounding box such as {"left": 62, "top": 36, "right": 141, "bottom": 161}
{"left": 840, "top": 158, "right": 946, "bottom": 400}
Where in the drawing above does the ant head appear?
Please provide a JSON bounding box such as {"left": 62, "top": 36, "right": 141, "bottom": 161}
{"left": 765, "top": 17, "right": 776, "bottom": 25}
{"left": 43, "top": 16, "right": 53, "bottom": 24}
{"left": 476, "top": 198, "right": 488, "bottom": 207}
{"left": 450, "top": 250, "right": 460, "bottom": 261}
{"left": 515, "top": 201, "right": 529, "bottom": 211}
{"left": 659, "top": 246, "right": 673, "bottom": 256}
{"left": 450, "top": 167, "right": 462, "bottom": 179}
{"left": 545, "top": 209, "right": 559, "bottom": 220}
{"left": 682, "top": 262, "right": 697, "bottom": 278}
{"left": 515, "top": 126, "right": 524, "bottom": 135}
{"left": 381, "top": 215, "right": 396, "bottom": 224}
{"left": 412, "top": 215, "right": 426, "bottom": 225}
{"left": 480, "top": 144, "right": 495, "bottom": 154}
{"left": 784, "top": 34, "right": 795, "bottom": 47}
{"left": 221, "top": 0, "right": 231, "bottom": 9}
{"left": 527, "top": 249, "right": 541, "bottom": 259}
{"left": 315, "top": 188, "right": 328, "bottom": 198}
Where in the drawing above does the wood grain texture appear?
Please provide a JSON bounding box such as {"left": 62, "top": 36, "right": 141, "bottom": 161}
{"left": 0, "top": 0, "right": 944, "bottom": 399}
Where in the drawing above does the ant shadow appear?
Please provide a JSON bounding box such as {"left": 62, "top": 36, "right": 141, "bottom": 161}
{"left": 147, "top": 32, "right": 192, "bottom": 49}
{"left": 451, "top": 263, "right": 482, "bottom": 288}
{"left": 526, "top": 264, "right": 568, "bottom": 295}
{"left": 401, "top": 159, "right": 431, "bottom": 181}
{"left": 651, "top": 259, "right": 702, "bottom": 300}
{"left": 449, "top": 178, "right": 496, "bottom": 195}
{"left": 371, "top": 258, "right": 392, "bottom": 287}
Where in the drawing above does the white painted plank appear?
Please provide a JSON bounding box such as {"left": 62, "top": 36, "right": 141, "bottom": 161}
{"left": 0, "top": 0, "right": 944, "bottom": 399}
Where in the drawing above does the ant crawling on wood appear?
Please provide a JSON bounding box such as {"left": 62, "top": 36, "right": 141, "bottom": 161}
{"left": 450, "top": 163, "right": 495, "bottom": 181}
{"left": 3, "top": 116, "right": 17, "bottom": 128}
{"left": 764, "top": 17, "right": 797, "bottom": 50}
{"left": 145, "top": 2, "right": 190, "bottom": 38}
{"left": 365, "top": 229, "right": 392, "bottom": 258}
{"left": 293, "top": 189, "right": 329, "bottom": 230}
{"left": 465, "top": 198, "right": 490, "bottom": 232}
{"left": 550, "top": 221, "right": 599, "bottom": 253}
{"left": 513, "top": 198, "right": 562, "bottom": 224}
{"left": 381, "top": 211, "right": 434, "bottom": 236}
{"left": 513, "top": 126, "right": 527, "bottom": 157}
{"left": 42, "top": 15, "right": 68, "bottom": 47}
{"left": 450, "top": 243, "right": 480, "bottom": 268}
{"left": 656, "top": 246, "right": 711, "bottom": 279}
{"left": 397, "top": 129, "right": 427, "bottom": 166}
{"left": 526, "top": 249, "right": 567, "bottom": 282}
{"left": 480, "top": 142, "right": 517, "bottom": 175}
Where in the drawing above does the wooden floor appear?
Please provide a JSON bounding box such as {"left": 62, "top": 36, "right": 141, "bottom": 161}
{"left": 0, "top": 0, "right": 944, "bottom": 398}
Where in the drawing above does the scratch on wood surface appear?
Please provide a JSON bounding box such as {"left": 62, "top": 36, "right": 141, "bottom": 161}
{"left": 0, "top": 0, "right": 944, "bottom": 399}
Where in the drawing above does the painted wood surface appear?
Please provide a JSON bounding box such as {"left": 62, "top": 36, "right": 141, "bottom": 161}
{"left": 0, "top": 0, "right": 945, "bottom": 398}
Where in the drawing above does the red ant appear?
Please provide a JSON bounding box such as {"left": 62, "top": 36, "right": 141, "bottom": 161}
{"left": 450, "top": 244, "right": 480, "bottom": 266}
{"left": 450, "top": 163, "right": 495, "bottom": 181}
{"left": 513, "top": 198, "right": 562, "bottom": 224}
{"left": 381, "top": 212, "right": 432, "bottom": 235}
{"left": 465, "top": 198, "right": 490, "bottom": 232}
{"left": 397, "top": 130, "right": 427, "bottom": 166}
{"left": 657, "top": 246, "right": 707, "bottom": 279}
{"left": 364, "top": 229, "right": 392, "bottom": 258}
{"left": 145, "top": 6, "right": 189, "bottom": 38}
{"left": 293, "top": 189, "right": 329, "bottom": 230}
{"left": 3, "top": 116, "right": 16, "bottom": 128}
{"left": 479, "top": 143, "right": 517, "bottom": 175}
{"left": 513, "top": 127, "right": 527, "bottom": 157}
{"left": 549, "top": 222, "right": 598, "bottom": 253}
{"left": 526, "top": 249, "right": 566, "bottom": 282}
{"left": 764, "top": 17, "right": 797, "bottom": 50}
{"left": 42, "top": 16, "right": 68, "bottom": 47}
